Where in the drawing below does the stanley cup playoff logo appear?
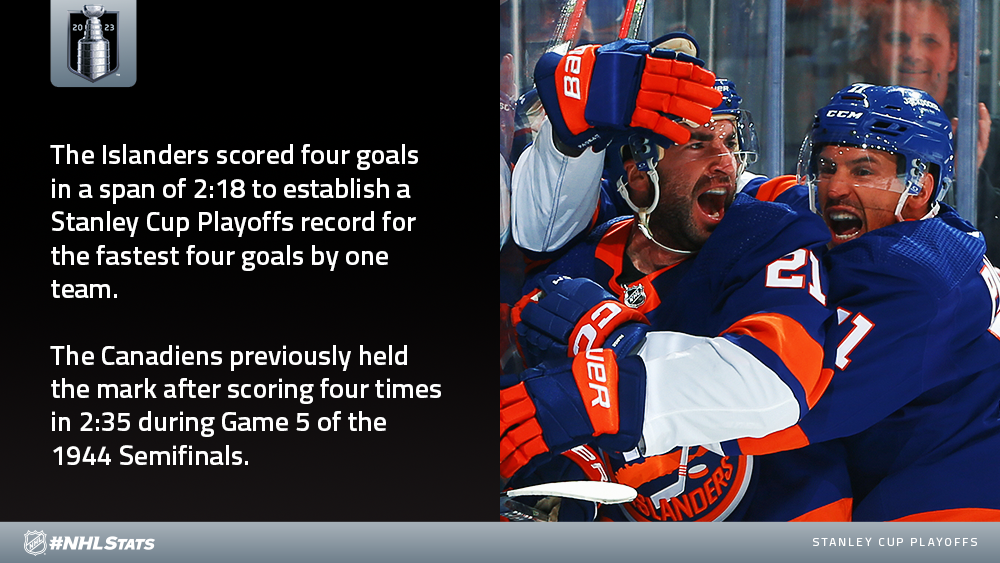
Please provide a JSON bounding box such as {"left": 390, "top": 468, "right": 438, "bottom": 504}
{"left": 68, "top": 5, "right": 119, "bottom": 81}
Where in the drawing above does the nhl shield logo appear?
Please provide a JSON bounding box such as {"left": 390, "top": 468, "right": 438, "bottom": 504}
{"left": 623, "top": 283, "right": 646, "bottom": 308}
{"left": 24, "top": 530, "right": 47, "bottom": 556}
{"left": 67, "top": 6, "right": 120, "bottom": 82}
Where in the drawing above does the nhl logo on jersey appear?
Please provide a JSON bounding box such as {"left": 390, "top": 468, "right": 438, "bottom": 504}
{"left": 623, "top": 284, "right": 646, "bottom": 308}
{"left": 24, "top": 530, "right": 47, "bottom": 556}
{"left": 67, "top": 6, "right": 120, "bottom": 82}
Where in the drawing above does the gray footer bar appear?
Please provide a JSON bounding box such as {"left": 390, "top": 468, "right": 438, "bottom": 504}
{"left": 3, "top": 522, "right": 998, "bottom": 562}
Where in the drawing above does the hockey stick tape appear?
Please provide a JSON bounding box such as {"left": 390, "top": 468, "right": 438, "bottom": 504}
{"left": 504, "top": 481, "right": 638, "bottom": 504}
{"left": 655, "top": 37, "right": 697, "bottom": 57}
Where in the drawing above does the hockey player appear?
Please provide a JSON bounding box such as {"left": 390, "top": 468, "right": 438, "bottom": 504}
{"left": 511, "top": 39, "right": 767, "bottom": 262}
{"left": 508, "top": 84, "right": 1000, "bottom": 521}
{"left": 735, "top": 84, "right": 1000, "bottom": 521}
{"left": 499, "top": 31, "right": 736, "bottom": 520}
{"left": 500, "top": 36, "right": 847, "bottom": 521}
{"left": 502, "top": 31, "right": 724, "bottom": 314}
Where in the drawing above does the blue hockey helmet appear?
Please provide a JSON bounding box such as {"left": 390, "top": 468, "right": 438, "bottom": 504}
{"left": 712, "top": 78, "right": 744, "bottom": 116}
{"left": 702, "top": 78, "right": 759, "bottom": 173}
{"left": 797, "top": 84, "right": 955, "bottom": 218}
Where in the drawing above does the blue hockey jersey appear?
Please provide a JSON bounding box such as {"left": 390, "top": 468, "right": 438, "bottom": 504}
{"left": 522, "top": 191, "right": 850, "bottom": 521}
{"left": 732, "top": 177, "right": 1000, "bottom": 521}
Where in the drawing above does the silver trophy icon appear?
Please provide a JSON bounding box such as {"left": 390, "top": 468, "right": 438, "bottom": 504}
{"left": 77, "top": 5, "right": 110, "bottom": 80}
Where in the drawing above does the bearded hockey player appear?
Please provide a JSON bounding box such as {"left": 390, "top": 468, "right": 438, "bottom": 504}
{"left": 500, "top": 32, "right": 759, "bottom": 521}
{"left": 511, "top": 39, "right": 767, "bottom": 262}
{"left": 500, "top": 34, "right": 848, "bottom": 521}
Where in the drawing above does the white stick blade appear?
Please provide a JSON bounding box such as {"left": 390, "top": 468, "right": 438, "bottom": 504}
{"left": 505, "top": 481, "right": 637, "bottom": 504}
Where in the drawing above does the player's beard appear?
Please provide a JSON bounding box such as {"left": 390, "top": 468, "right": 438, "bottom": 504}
{"left": 645, "top": 174, "right": 735, "bottom": 253}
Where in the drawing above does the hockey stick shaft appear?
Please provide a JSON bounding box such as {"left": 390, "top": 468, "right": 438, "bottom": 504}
{"left": 546, "top": 0, "right": 590, "bottom": 54}
{"left": 618, "top": 0, "right": 647, "bottom": 39}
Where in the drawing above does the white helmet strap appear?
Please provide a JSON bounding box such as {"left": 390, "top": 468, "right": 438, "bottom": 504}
{"left": 894, "top": 161, "right": 938, "bottom": 222}
{"left": 616, "top": 164, "right": 696, "bottom": 255}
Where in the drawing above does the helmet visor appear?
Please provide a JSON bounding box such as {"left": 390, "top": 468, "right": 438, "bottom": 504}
{"left": 682, "top": 111, "right": 757, "bottom": 176}
{"left": 725, "top": 109, "right": 759, "bottom": 167}
{"left": 799, "top": 137, "right": 911, "bottom": 185}
{"left": 798, "top": 138, "right": 939, "bottom": 241}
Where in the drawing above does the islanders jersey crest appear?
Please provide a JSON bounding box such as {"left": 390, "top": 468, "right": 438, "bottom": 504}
{"left": 601, "top": 446, "right": 753, "bottom": 521}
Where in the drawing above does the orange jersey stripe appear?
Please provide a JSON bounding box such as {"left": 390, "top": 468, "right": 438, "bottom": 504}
{"left": 724, "top": 313, "right": 828, "bottom": 408}
{"left": 790, "top": 497, "right": 853, "bottom": 521}
{"left": 890, "top": 508, "right": 1000, "bottom": 522}
{"left": 736, "top": 425, "right": 810, "bottom": 455}
{"left": 754, "top": 175, "right": 799, "bottom": 202}
{"left": 595, "top": 219, "right": 680, "bottom": 315}
{"left": 594, "top": 220, "right": 632, "bottom": 274}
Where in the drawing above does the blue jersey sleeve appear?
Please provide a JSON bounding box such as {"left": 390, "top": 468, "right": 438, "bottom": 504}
{"left": 730, "top": 215, "right": 1000, "bottom": 457}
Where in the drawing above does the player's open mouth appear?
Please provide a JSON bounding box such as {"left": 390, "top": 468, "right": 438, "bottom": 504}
{"left": 826, "top": 210, "right": 863, "bottom": 240}
{"left": 697, "top": 187, "right": 729, "bottom": 223}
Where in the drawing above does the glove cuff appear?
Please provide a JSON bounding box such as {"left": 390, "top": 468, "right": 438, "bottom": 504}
{"left": 605, "top": 322, "right": 649, "bottom": 357}
{"left": 585, "top": 50, "right": 645, "bottom": 130}
{"left": 568, "top": 299, "right": 648, "bottom": 356}
{"left": 595, "top": 354, "right": 646, "bottom": 453}
{"left": 535, "top": 48, "right": 597, "bottom": 150}
{"left": 570, "top": 349, "right": 646, "bottom": 453}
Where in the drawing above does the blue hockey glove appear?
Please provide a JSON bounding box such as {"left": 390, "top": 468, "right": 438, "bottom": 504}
{"left": 513, "top": 275, "right": 649, "bottom": 366}
{"left": 534, "top": 32, "right": 723, "bottom": 151}
{"left": 500, "top": 349, "right": 645, "bottom": 479}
